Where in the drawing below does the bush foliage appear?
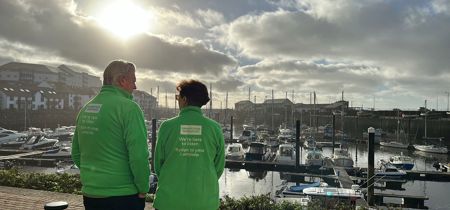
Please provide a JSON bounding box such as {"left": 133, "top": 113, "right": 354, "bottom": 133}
{"left": 0, "top": 169, "right": 360, "bottom": 209}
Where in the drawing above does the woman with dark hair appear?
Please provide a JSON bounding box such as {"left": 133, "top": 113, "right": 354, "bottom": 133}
{"left": 153, "top": 80, "right": 225, "bottom": 210}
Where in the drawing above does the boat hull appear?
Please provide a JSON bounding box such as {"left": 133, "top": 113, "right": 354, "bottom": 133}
{"left": 391, "top": 163, "right": 414, "bottom": 170}
{"left": 414, "top": 144, "right": 448, "bottom": 154}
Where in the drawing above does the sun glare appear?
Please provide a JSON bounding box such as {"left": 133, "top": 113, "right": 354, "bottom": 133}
{"left": 96, "top": 1, "right": 152, "bottom": 39}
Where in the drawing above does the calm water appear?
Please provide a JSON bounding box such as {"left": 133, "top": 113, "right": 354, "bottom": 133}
{"left": 219, "top": 144, "right": 450, "bottom": 210}
{"left": 19, "top": 144, "right": 450, "bottom": 209}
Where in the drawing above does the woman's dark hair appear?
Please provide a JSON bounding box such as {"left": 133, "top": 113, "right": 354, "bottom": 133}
{"left": 177, "top": 80, "right": 210, "bottom": 107}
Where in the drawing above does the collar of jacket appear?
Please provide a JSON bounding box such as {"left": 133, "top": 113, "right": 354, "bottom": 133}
{"left": 179, "top": 106, "right": 202, "bottom": 115}
{"left": 100, "top": 85, "right": 133, "bottom": 100}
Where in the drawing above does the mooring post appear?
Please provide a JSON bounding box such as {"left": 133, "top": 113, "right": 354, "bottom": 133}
{"left": 151, "top": 118, "right": 157, "bottom": 173}
{"left": 230, "top": 116, "right": 234, "bottom": 141}
{"left": 296, "top": 120, "right": 300, "bottom": 168}
{"left": 368, "top": 127, "right": 375, "bottom": 206}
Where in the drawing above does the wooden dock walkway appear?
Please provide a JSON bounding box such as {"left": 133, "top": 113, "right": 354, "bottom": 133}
{"left": 0, "top": 150, "right": 45, "bottom": 161}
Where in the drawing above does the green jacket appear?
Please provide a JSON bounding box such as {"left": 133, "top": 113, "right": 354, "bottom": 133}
{"left": 153, "top": 106, "right": 225, "bottom": 210}
{"left": 71, "top": 85, "right": 150, "bottom": 197}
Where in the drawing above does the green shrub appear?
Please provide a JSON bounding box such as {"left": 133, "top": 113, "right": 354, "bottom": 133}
{"left": 0, "top": 168, "right": 82, "bottom": 194}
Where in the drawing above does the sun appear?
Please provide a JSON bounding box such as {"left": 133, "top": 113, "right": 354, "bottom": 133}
{"left": 96, "top": 1, "right": 153, "bottom": 39}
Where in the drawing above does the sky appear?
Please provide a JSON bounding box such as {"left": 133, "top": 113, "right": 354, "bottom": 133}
{"left": 1, "top": 0, "right": 450, "bottom": 110}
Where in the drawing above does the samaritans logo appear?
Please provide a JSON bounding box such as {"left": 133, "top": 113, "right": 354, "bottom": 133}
{"left": 85, "top": 103, "right": 102, "bottom": 113}
{"left": 180, "top": 125, "right": 202, "bottom": 135}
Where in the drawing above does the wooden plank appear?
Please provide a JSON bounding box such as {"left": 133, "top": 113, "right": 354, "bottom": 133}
{"left": 0, "top": 151, "right": 45, "bottom": 160}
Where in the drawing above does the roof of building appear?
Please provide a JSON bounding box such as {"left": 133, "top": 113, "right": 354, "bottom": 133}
{"left": 263, "top": 98, "right": 293, "bottom": 104}
{"left": 0, "top": 62, "right": 59, "bottom": 74}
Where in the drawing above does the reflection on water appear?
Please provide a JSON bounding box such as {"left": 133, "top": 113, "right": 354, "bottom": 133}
{"left": 220, "top": 144, "right": 450, "bottom": 209}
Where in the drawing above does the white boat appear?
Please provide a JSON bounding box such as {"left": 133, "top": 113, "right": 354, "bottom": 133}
{"left": 302, "top": 186, "right": 363, "bottom": 199}
{"left": 0, "top": 130, "right": 27, "bottom": 144}
{"left": 42, "top": 146, "right": 72, "bottom": 160}
{"left": 305, "top": 149, "right": 324, "bottom": 166}
{"left": 20, "top": 135, "right": 59, "bottom": 150}
{"left": 275, "top": 144, "right": 296, "bottom": 165}
{"left": 364, "top": 160, "right": 407, "bottom": 178}
{"left": 238, "top": 129, "right": 257, "bottom": 143}
{"left": 226, "top": 143, "right": 245, "bottom": 160}
{"left": 413, "top": 144, "right": 448, "bottom": 154}
{"left": 303, "top": 136, "right": 316, "bottom": 150}
{"left": 277, "top": 128, "right": 295, "bottom": 143}
{"left": 332, "top": 148, "right": 354, "bottom": 168}
{"left": 47, "top": 126, "right": 74, "bottom": 141}
{"left": 389, "top": 153, "right": 414, "bottom": 170}
{"left": 380, "top": 141, "right": 409, "bottom": 149}
{"left": 275, "top": 196, "right": 310, "bottom": 206}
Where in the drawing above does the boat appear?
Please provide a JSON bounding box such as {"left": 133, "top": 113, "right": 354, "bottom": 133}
{"left": 380, "top": 141, "right": 409, "bottom": 149}
{"left": 275, "top": 144, "right": 296, "bottom": 165}
{"left": 303, "top": 136, "right": 316, "bottom": 150}
{"left": 20, "top": 135, "right": 59, "bottom": 150}
{"left": 245, "top": 142, "right": 272, "bottom": 161}
{"left": 238, "top": 129, "right": 257, "bottom": 143}
{"left": 275, "top": 196, "right": 310, "bottom": 206}
{"left": 363, "top": 160, "right": 407, "bottom": 179}
{"left": 389, "top": 152, "right": 414, "bottom": 170}
{"left": 47, "top": 126, "right": 74, "bottom": 141}
{"left": 289, "top": 182, "right": 321, "bottom": 192}
{"left": 413, "top": 109, "right": 448, "bottom": 154}
{"left": 380, "top": 113, "right": 410, "bottom": 149}
{"left": 302, "top": 186, "right": 364, "bottom": 199}
{"left": 42, "top": 146, "right": 72, "bottom": 160}
{"left": 0, "top": 130, "right": 27, "bottom": 144}
{"left": 277, "top": 128, "right": 295, "bottom": 143}
{"left": 332, "top": 147, "right": 354, "bottom": 168}
{"left": 279, "top": 182, "right": 321, "bottom": 197}
{"left": 226, "top": 143, "right": 245, "bottom": 160}
{"left": 413, "top": 144, "right": 448, "bottom": 154}
{"left": 0, "top": 135, "right": 33, "bottom": 149}
{"left": 305, "top": 149, "right": 324, "bottom": 166}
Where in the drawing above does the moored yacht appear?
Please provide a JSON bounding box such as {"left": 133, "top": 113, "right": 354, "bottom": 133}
{"left": 238, "top": 130, "right": 257, "bottom": 143}
{"left": 226, "top": 143, "right": 245, "bottom": 160}
{"left": 0, "top": 130, "right": 27, "bottom": 144}
{"left": 20, "top": 135, "right": 59, "bottom": 150}
{"left": 332, "top": 148, "right": 354, "bottom": 168}
{"left": 380, "top": 141, "right": 409, "bottom": 149}
{"left": 277, "top": 128, "right": 295, "bottom": 143}
{"left": 363, "top": 160, "right": 407, "bottom": 179}
{"left": 303, "top": 136, "right": 316, "bottom": 150}
{"left": 302, "top": 186, "right": 363, "bottom": 199}
{"left": 413, "top": 143, "right": 448, "bottom": 154}
{"left": 245, "top": 142, "right": 271, "bottom": 161}
{"left": 305, "top": 148, "right": 324, "bottom": 166}
{"left": 389, "top": 153, "right": 414, "bottom": 170}
{"left": 275, "top": 144, "right": 296, "bottom": 165}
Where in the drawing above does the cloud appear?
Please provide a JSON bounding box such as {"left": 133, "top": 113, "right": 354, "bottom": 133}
{"left": 218, "top": 0, "right": 450, "bottom": 77}
{"left": 0, "top": 0, "right": 236, "bottom": 75}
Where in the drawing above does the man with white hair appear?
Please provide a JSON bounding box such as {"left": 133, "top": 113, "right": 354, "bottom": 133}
{"left": 72, "top": 60, "right": 150, "bottom": 210}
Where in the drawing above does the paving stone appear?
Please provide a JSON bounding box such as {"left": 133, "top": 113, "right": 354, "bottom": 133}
{"left": 0, "top": 186, "right": 155, "bottom": 210}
